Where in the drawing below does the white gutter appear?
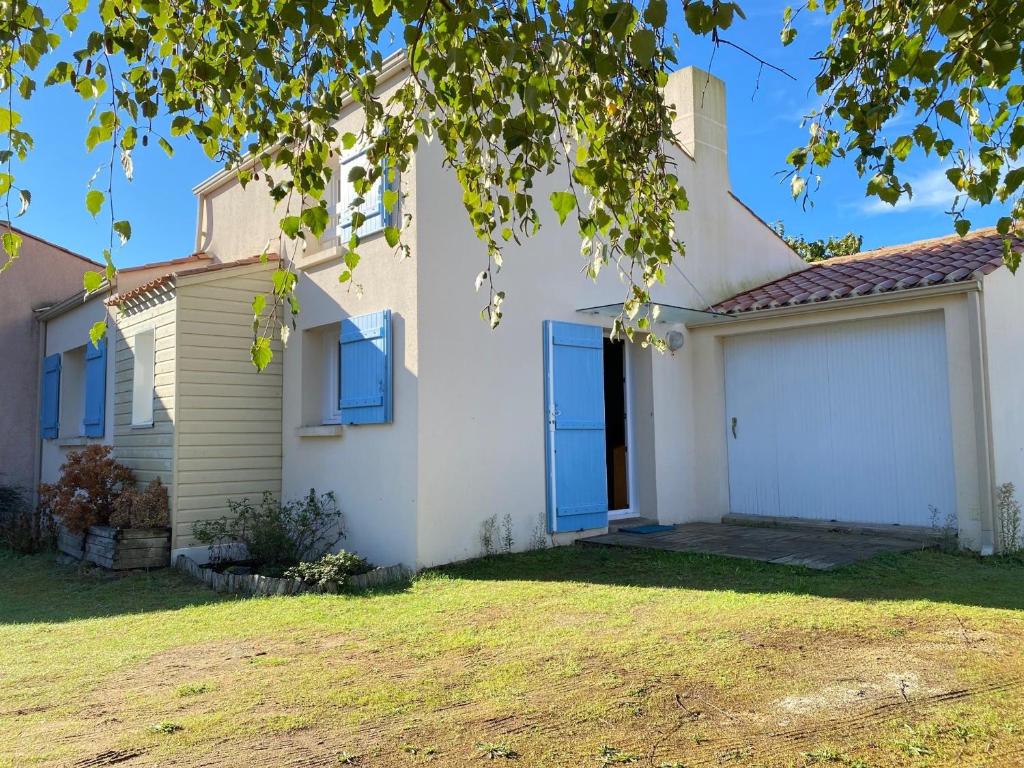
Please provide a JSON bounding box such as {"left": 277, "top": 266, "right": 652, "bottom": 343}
{"left": 189, "top": 49, "right": 411, "bottom": 198}
{"left": 685, "top": 280, "right": 981, "bottom": 328}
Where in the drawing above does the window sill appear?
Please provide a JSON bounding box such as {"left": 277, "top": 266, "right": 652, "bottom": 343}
{"left": 296, "top": 424, "right": 344, "bottom": 438}
{"left": 58, "top": 437, "right": 92, "bottom": 448}
{"left": 131, "top": 422, "right": 154, "bottom": 430}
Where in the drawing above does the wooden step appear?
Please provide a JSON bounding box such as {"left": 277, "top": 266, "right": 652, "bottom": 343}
{"left": 721, "top": 513, "right": 948, "bottom": 544}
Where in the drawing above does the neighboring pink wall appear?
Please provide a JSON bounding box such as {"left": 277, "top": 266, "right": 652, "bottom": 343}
{"left": 0, "top": 227, "right": 98, "bottom": 492}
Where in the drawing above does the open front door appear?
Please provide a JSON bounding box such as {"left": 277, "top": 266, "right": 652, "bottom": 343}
{"left": 543, "top": 321, "right": 609, "bottom": 533}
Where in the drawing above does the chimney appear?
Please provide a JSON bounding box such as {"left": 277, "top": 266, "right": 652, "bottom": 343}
{"left": 664, "top": 67, "right": 729, "bottom": 186}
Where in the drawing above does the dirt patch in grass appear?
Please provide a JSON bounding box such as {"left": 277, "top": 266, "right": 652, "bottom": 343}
{"left": 6, "top": 548, "right": 1024, "bottom": 767}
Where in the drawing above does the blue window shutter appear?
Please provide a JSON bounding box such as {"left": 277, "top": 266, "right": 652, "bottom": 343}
{"left": 339, "top": 309, "right": 392, "bottom": 424}
{"left": 39, "top": 353, "right": 61, "bottom": 439}
{"left": 335, "top": 154, "right": 394, "bottom": 240}
{"left": 543, "top": 321, "right": 608, "bottom": 533}
{"left": 380, "top": 157, "right": 393, "bottom": 228}
{"left": 82, "top": 338, "right": 107, "bottom": 438}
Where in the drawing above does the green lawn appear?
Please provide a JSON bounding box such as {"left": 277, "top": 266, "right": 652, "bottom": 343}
{"left": 2, "top": 546, "right": 1024, "bottom": 767}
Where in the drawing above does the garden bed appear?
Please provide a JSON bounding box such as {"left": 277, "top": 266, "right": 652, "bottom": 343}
{"left": 57, "top": 525, "right": 171, "bottom": 570}
{"left": 174, "top": 554, "right": 410, "bottom": 596}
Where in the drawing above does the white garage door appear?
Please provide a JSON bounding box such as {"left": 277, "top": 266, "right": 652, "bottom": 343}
{"left": 724, "top": 312, "right": 957, "bottom": 528}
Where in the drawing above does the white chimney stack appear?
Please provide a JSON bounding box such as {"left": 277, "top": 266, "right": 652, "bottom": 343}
{"left": 664, "top": 67, "right": 730, "bottom": 187}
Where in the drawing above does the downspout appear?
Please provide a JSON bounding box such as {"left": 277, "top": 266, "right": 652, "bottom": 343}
{"left": 966, "top": 287, "right": 997, "bottom": 554}
{"left": 193, "top": 192, "right": 204, "bottom": 253}
{"left": 32, "top": 311, "right": 47, "bottom": 504}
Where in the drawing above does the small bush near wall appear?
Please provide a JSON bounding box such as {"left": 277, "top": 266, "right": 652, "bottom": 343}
{"left": 192, "top": 489, "right": 345, "bottom": 576}
{"left": 38, "top": 446, "right": 136, "bottom": 533}
{"left": 40, "top": 446, "right": 171, "bottom": 570}
{"left": 284, "top": 551, "right": 371, "bottom": 589}
{"left": 0, "top": 486, "right": 54, "bottom": 554}
{"left": 110, "top": 479, "right": 170, "bottom": 528}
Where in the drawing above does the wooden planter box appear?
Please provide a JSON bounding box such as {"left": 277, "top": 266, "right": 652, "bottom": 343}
{"left": 57, "top": 525, "right": 171, "bottom": 570}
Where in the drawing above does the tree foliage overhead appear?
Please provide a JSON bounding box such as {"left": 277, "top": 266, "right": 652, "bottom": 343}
{"left": 770, "top": 221, "right": 862, "bottom": 263}
{"left": 0, "top": 0, "right": 1022, "bottom": 368}
{"left": 785, "top": 0, "right": 1024, "bottom": 269}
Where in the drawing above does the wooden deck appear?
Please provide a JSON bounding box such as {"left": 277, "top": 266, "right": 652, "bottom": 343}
{"left": 579, "top": 522, "right": 929, "bottom": 570}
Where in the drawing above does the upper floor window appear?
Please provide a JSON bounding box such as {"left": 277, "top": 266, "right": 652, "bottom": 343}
{"left": 335, "top": 151, "right": 397, "bottom": 241}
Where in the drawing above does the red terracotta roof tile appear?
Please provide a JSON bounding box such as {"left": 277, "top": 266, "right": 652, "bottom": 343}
{"left": 106, "top": 254, "right": 279, "bottom": 306}
{"left": 712, "top": 227, "right": 1018, "bottom": 315}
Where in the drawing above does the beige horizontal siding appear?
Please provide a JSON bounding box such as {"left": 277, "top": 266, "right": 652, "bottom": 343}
{"left": 173, "top": 265, "right": 283, "bottom": 549}
{"left": 110, "top": 290, "right": 178, "bottom": 531}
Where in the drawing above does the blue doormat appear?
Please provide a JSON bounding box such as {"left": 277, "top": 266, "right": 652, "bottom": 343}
{"left": 619, "top": 524, "right": 674, "bottom": 534}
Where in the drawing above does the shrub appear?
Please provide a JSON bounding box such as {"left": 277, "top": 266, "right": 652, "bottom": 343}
{"left": 0, "top": 485, "right": 54, "bottom": 554}
{"left": 192, "top": 489, "right": 344, "bottom": 570}
{"left": 38, "top": 446, "right": 135, "bottom": 534}
{"left": 109, "top": 478, "right": 170, "bottom": 529}
{"left": 284, "top": 550, "right": 371, "bottom": 588}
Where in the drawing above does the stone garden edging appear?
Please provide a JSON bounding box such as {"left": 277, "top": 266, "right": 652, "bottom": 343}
{"left": 173, "top": 554, "right": 411, "bottom": 596}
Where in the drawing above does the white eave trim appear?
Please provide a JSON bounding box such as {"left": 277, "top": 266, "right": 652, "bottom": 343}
{"left": 190, "top": 50, "right": 412, "bottom": 198}
{"left": 35, "top": 282, "right": 111, "bottom": 322}
{"left": 686, "top": 279, "right": 982, "bottom": 328}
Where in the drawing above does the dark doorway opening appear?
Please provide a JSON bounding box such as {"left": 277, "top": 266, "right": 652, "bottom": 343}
{"left": 603, "top": 338, "right": 629, "bottom": 512}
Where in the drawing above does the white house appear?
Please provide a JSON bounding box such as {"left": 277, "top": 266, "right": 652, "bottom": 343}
{"left": 35, "top": 55, "right": 1023, "bottom": 568}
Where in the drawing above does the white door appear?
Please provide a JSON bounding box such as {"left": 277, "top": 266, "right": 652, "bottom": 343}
{"left": 724, "top": 312, "right": 957, "bottom": 528}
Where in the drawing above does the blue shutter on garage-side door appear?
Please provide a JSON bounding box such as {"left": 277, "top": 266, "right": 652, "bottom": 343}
{"left": 39, "top": 353, "right": 61, "bottom": 439}
{"left": 82, "top": 338, "right": 107, "bottom": 437}
{"left": 543, "top": 321, "right": 608, "bottom": 533}
{"left": 339, "top": 309, "right": 393, "bottom": 424}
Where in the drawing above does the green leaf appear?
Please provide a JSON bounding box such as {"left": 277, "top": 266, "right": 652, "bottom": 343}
{"left": 83, "top": 270, "right": 104, "bottom": 293}
{"left": 341, "top": 132, "right": 358, "bottom": 150}
{"left": 301, "top": 206, "right": 329, "bottom": 238}
{"left": 89, "top": 321, "right": 107, "bottom": 348}
{"left": 101, "top": 249, "right": 116, "bottom": 282}
{"left": 644, "top": 0, "right": 667, "bottom": 27}
{"left": 250, "top": 336, "right": 273, "bottom": 371}
{"left": 280, "top": 215, "right": 302, "bottom": 238}
{"left": 383, "top": 189, "right": 399, "bottom": 211}
{"left": 630, "top": 29, "right": 657, "bottom": 62}
{"left": 935, "top": 100, "right": 961, "bottom": 125}
{"left": 113, "top": 220, "right": 131, "bottom": 245}
{"left": 85, "top": 189, "right": 104, "bottom": 217}
{"left": 384, "top": 226, "right": 400, "bottom": 247}
{"left": 1, "top": 231, "right": 22, "bottom": 264}
{"left": 158, "top": 137, "right": 174, "bottom": 157}
{"left": 955, "top": 218, "right": 971, "bottom": 237}
{"left": 251, "top": 294, "right": 266, "bottom": 317}
{"left": 549, "top": 191, "right": 576, "bottom": 224}
{"left": 891, "top": 135, "right": 913, "bottom": 161}
{"left": 0, "top": 108, "right": 21, "bottom": 133}
{"left": 0, "top": 173, "right": 11, "bottom": 197}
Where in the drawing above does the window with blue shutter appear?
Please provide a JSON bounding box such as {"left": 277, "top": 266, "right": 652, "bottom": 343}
{"left": 335, "top": 152, "right": 395, "bottom": 240}
{"left": 82, "top": 338, "right": 107, "bottom": 437}
{"left": 339, "top": 309, "right": 392, "bottom": 424}
{"left": 39, "top": 353, "right": 61, "bottom": 439}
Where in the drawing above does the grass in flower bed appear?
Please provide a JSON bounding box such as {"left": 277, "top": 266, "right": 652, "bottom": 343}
{"left": 2, "top": 545, "right": 1024, "bottom": 767}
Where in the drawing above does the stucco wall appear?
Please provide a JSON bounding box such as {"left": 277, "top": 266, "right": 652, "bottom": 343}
{"left": 274, "top": 74, "right": 420, "bottom": 569}
{"left": 1, "top": 231, "right": 97, "bottom": 491}
{"left": 981, "top": 266, "right": 1024, "bottom": 549}
{"left": 412, "top": 67, "right": 804, "bottom": 567}
{"left": 687, "top": 289, "right": 994, "bottom": 551}
{"left": 174, "top": 264, "right": 284, "bottom": 551}
{"left": 39, "top": 296, "right": 116, "bottom": 486}
{"left": 193, "top": 64, "right": 803, "bottom": 569}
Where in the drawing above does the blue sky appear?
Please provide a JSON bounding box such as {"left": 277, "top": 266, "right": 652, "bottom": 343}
{"left": 9, "top": 3, "right": 1011, "bottom": 269}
